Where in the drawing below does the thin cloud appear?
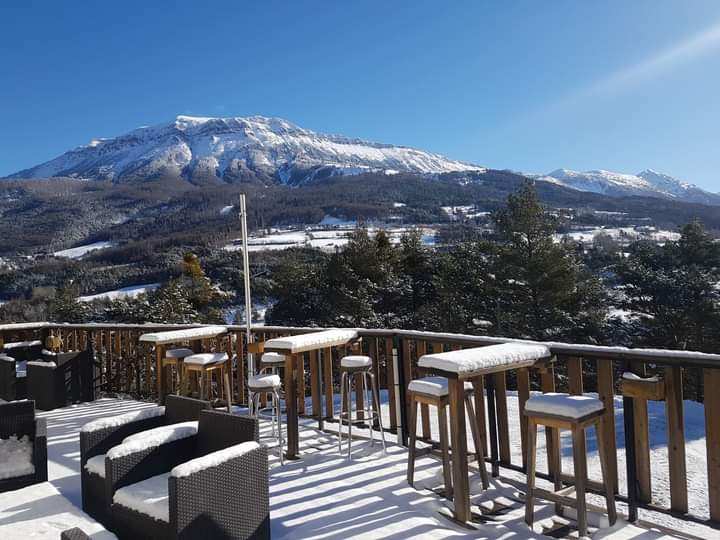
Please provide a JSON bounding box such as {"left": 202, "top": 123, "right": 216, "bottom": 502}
{"left": 539, "top": 20, "right": 720, "bottom": 114}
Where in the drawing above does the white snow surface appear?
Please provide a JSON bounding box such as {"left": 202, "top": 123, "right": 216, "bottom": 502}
{"left": 107, "top": 423, "right": 197, "bottom": 459}
{"left": 418, "top": 343, "right": 550, "bottom": 375}
{"left": 2, "top": 339, "right": 42, "bottom": 349}
{"left": 81, "top": 405, "right": 165, "bottom": 433}
{"left": 78, "top": 283, "right": 160, "bottom": 302}
{"left": 11, "top": 115, "right": 482, "bottom": 183}
{"left": 171, "top": 441, "right": 261, "bottom": 478}
{"left": 524, "top": 392, "right": 605, "bottom": 419}
{"left": 113, "top": 472, "right": 170, "bottom": 522}
{"left": 0, "top": 435, "right": 34, "bottom": 480}
{"left": 264, "top": 329, "right": 358, "bottom": 353}
{"left": 84, "top": 454, "right": 106, "bottom": 477}
{"left": 53, "top": 241, "right": 116, "bottom": 259}
{"left": 138, "top": 325, "right": 227, "bottom": 344}
{"left": 121, "top": 421, "right": 198, "bottom": 445}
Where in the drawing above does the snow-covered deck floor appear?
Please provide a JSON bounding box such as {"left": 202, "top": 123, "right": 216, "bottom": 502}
{"left": 0, "top": 398, "right": 711, "bottom": 539}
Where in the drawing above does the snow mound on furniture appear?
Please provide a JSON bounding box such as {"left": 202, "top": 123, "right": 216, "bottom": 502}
{"left": 107, "top": 424, "right": 197, "bottom": 459}
{"left": 418, "top": 343, "right": 550, "bottom": 375}
{"left": 171, "top": 441, "right": 261, "bottom": 478}
{"left": 524, "top": 392, "right": 604, "bottom": 419}
{"left": 113, "top": 472, "right": 170, "bottom": 523}
{"left": 84, "top": 454, "right": 105, "bottom": 478}
{"left": 0, "top": 435, "right": 35, "bottom": 480}
{"left": 121, "top": 421, "right": 198, "bottom": 445}
{"left": 264, "top": 329, "right": 358, "bottom": 353}
{"left": 81, "top": 406, "right": 165, "bottom": 433}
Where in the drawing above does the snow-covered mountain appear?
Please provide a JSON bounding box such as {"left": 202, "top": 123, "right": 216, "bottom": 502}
{"left": 538, "top": 168, "right": 720, "bottom": 205}
{"left": 7, "top": 115, "right": 483, "bottom": 185}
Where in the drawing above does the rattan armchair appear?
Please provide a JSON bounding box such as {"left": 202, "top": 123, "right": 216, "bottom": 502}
{"left": 107, "top": 410, "right": 268, "bottom": 540}
{"left": 27, "top": 349, "right": 95, "bottom": 411}
{"left": 0, "top": 353, "right": 26, "bottom": 401}
{"left": 0, "top": 400, "right": 47, "bottom": 493}
{"left": 79, "top": 394, "right": 212, "bottom": 525}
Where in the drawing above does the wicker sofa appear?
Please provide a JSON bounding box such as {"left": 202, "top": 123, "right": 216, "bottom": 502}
{"left": 0, "top": 400, "right": 48, "bottom": 493}
{"left": 106, "top": 410, "right": 268, "bottom": 540}
{"left": 0, "top": 353, "right": 27, "bottom": 401}
{"left": 27, "top": 349, "right": 95, "bottom": 410}
{"left": 80, "top": 395, "right": 212, "bottom": 524}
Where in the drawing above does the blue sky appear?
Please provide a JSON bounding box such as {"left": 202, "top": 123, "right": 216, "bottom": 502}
{"left": 2, "top": 1, "right": 720, "bottom": 191}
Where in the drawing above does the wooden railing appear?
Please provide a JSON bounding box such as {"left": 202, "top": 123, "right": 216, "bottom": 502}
{"left": 2, "top": 321, "right": 719, "bottom": 528}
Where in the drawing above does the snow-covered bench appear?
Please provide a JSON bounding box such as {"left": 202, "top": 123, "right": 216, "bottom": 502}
{"left": 107, "top": 410, "right": 267, "bottom": 540}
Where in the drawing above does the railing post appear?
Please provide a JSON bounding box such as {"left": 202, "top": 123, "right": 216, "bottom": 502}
{"left": 395, "top": 335, "right": 409, "bottom": 447}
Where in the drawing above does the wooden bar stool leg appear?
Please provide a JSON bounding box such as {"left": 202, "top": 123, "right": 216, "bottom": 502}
{"left": 224, "top": 365, "right": 232, "bottom": 412}
{"left": 465, "top": 393, "right": 489, "bottom": 489}
{"left": 407, "top": 398, "right": 418, "bottom": 486}
{"left": 596, "top": 418, "right": 617, "bottom": 525}
{"left": 438, "top": 402, "right": 453, "bottom": 501}
{"left": 572, "top": 426, "right": 589, "bottom": 537}
{"left": 525, "top": 418, "right": 538, "bottom": 527}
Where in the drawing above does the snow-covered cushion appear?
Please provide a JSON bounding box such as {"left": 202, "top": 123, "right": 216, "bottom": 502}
{"left": 139, "top": 326, "right": 227, "bottom": 344}
{"left": 165, "top": 348, "right": 194, "bottom": 359}
{"left": 171, "top": 441, "right": 261, "bottom": 478}
{"left": 408, "top": 376, "right": 473, "bottom": 397}
{"left": 260, "top": 352, "right": 286, "bottom": 365}
{"left": 418, "top": 343, "right": 550, "bottom": 376}
{"left": 248, "top": 374, "right": 281, "bottom": 389}
{"left": 113, "top": 472, "right": 170, "bottom": 522}
{"left": 107, "top": 423, "right": 198, "bottom": 460}
{"left": 85, "top": 454, "right": 106, "bottom": 478}
{"left": 183, "top": 352, "right": 228, "bottom": 366}
{"left": 81, "top": 406, "right": 165, "bottom": 433}
{"left": 524, "top": 393, "right": 604, "bottom": 419}
{"left": 0, "top": 435, "right": 35, "bottom": 480}
{"left": 264, "top": 329, "right": 359, "bottom": 354}
{"left": 2, "top": 340, "right": 43, "bottom": 350}
{"left": 340, "top": 355, "right": 372, "bottom": 368}
{"left": 27, "top": 360, "right": 56, "bottom": 368}
{"left": 15, "top": 360, "right": 27, "bottom": 378}
{"left": 122, "top": 421, "right": 199, "bottom": 445}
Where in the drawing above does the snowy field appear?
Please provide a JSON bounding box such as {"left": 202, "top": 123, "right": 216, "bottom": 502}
{"left": 53, "top": 241, "right": 116, "bottom": 259}
{"left": 78, "top": 283, "right": 160, "bottom": 302}
{"left": 0, "top": 396, "right": 712, "bottom": 539}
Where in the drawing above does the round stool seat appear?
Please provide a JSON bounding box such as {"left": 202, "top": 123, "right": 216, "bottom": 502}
{"left": 408, "top": 376, "right": 473, "bottom": 397}
{"left": 248, "top": 373, "right": 282, "bottom": 390}
{"left": 524, "top": 392, "right": 604, "bottom": 420}
{"left": 260, "top": 352, "right": 286, "bottom": 366}
{"left": 165, "top": 347, "right": 194, "bottom": 359}
{"left": 184, "top": 352, "right": 228, "bottom": 366}
{"left": 340, "top": 355, "right": 372, "bottom": 369}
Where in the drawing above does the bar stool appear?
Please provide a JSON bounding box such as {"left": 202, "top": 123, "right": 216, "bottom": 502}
{"left": 524, "top": 392, "right": 617, "bottom": 537}
{"left": 248, "top": 372, "right": 285, "bottom": 465}
{"left": 338, "top": 355, "right": 386, "bottom": 457}
{"left": 182, "top": 352, "right": 232, "bottom": 412}
{"left": 162, "top": 348, "right": 193, "bottom": 396}
{"left": 406, "top": 376, "right": 489, "bottom": 499}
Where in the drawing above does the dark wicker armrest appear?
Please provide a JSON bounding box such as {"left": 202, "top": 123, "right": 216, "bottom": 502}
{"left": 34, "top": 417, "right": 48, "bottom": 482}
{"left": 0, "top": 355, "right": 17, "bottom": 401}
{"left": 106, "top": 433, "right": 197, "bottom": 503}
{"left": 79, "top": 410, "right": 166, "bottom": 468}
{"left": 170, "top": 444, "right": 269, "bottom": 539}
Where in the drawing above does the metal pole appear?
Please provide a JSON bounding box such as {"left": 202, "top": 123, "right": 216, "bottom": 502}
{"left": 239, "top": 194, "right": 254, "bottom": 405}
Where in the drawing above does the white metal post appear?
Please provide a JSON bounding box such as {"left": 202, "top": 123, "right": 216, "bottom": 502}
{"left": 239, "top": 194, "right": 254, "bottom": 405}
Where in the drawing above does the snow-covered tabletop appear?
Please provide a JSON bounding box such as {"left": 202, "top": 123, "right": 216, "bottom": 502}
{"left": 138, "top": 326, "right": 228, "bottom": 344}
{"left": 418, "top": 342, "right": 551, "bottom": 378}
{"left": 264, "top": 329, "right": 358, "bottom": 354}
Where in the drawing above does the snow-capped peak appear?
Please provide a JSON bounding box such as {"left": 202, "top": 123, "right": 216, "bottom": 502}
{"left": 7, "top": 115, "right": 483, "bottom": 184}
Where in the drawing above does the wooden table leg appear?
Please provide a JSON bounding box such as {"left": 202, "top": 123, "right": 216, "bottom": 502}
{"left": 285, "top": 353, "right": 300, "bottom": 460}
{"left": 448, "top": 377, "right": 470, "bottom": 523}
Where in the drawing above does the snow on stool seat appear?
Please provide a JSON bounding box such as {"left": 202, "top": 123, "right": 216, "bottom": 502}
{"left": 248, "top": 373, "right": 281, "bottom": 389}
{"left": 183, "top": 352, "right": 228, "bottom": 366}
{"left": 408, "top": 376, "right": 473, "bottom": 397}
{"left": 113, "top": 472, "right": 171, "bottom": 523}
{"left": 164, "top": 348, "right": 194, "bottom": 359}
{"left": 260, "top": 352, "right": 286, "bottom": 365}
{"left": 524, "top": 392, "right": 604, "bottom": 420}
{"left": 340, "top": 355, "right": 372, "bottom": 369}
